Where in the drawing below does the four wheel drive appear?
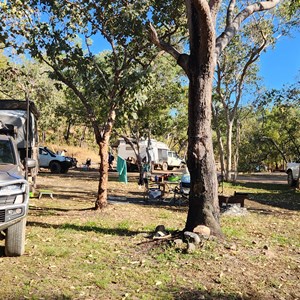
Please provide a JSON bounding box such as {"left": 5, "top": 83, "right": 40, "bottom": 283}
{"left": 286, "top": 162, "right": 300, "bottom": 187}
{"left": 38, "top": 146, "right": 73, "bottom": 174}
{"left": 0, "top": 135, "right": 36, "bottom": 256}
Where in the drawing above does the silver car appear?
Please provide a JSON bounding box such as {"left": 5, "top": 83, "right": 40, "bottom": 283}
{"left": 0, "top": 135, "right": 31, "bottom": 256}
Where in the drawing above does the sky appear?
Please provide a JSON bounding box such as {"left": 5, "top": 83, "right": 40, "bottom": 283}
{"left": 258, "top": 30, "right": 300, "bottom": 90}
{"left": 91, "top": 29, "right": 299, "bottom": 92}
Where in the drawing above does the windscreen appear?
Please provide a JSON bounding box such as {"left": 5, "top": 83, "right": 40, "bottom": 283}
{"left": 0, "top": 140, "right": 15, "bottom": 164}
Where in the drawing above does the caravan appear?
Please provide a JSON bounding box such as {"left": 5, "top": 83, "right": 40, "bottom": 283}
{"left": 117, "top": 138, "right": 185, "bottom": 171}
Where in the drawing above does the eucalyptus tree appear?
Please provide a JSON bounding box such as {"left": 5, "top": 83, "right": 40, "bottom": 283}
{"left": 237, "top": 82, "right": 300, "bottom": 172}
{"left": 0, "top": 49, "right": 10, "bottom": 98}
{"left": 258, "top": 84, "right": 300, "bottom": 163}
{"left": 213, "top": 3, "right": 299, "bottom": 182}
{"left": 0, "top": 1, "right": 166, "bottom": 209}
{"left": 214, "top": 30, "right": 263, "bottom": 181}
{"left": 150, "top": 1, "right": 284, "bottom": 235}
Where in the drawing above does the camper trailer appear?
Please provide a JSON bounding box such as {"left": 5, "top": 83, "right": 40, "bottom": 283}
{"left": 0, "top": 100, "right": 39, "bottom": 167}
{"left": 117, "top": 138, "right": 185, "bottom": 171}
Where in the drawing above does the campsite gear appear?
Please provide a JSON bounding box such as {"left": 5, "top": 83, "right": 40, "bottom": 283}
{"left": 173, "top": 173, "right": 190, "bottom": 205}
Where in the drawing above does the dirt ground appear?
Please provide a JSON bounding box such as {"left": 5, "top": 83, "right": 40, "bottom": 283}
{"left": 1, "top": 167, "right": 298, "bottom": 300}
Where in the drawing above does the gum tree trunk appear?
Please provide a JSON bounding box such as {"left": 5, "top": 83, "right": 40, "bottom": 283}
{"left": 94, "top": 108, "right": 116, "bottom": 210}
{"left": 150, "top": 0, "right": 281, "bottom": 237}
{"left": 225, "top": 120, "right": 233, "bottom": 181}
{"left": 183, "top": 0, "right": 221, "bottom": 235}
{"left": 96, "top": 140, "right": 110, "bottom": 209}
{"left": 185, "top": 68, "right": 221, "bottom": 235}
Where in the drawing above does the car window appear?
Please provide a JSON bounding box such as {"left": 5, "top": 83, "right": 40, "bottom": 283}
{"left": 39, "top": 148, "right": 48, "bottom": 155}
{"left": 0, "top": 140, "right": 15, "bottom": 164}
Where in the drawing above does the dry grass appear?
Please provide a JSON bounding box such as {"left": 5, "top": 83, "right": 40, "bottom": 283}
{"left": 0, "top": 169, "right": 299, "bottom": 300}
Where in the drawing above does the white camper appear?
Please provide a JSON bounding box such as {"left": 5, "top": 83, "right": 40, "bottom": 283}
{"left": 117, "top": 138, "right": 185, "bottom": 171}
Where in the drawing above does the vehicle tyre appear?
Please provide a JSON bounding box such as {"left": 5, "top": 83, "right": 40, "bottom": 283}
{"left": 61, "top": 167, "right": 69, "bottom": 174}
{"left": 162, "top": 162, "right": 168, "bottom": 171}
{"left": 287, "top": 170, "right": 297, "bottom": 187}
{"left": 50, "top": 161, "right": 61, "bottom": 174}
{"left": 5, "top": 218, "right": 26, "bottom": 257}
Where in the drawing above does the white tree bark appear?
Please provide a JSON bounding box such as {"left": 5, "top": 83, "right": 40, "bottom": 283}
{"left": 215, "top": 0, "right": 281, "bottom": 59}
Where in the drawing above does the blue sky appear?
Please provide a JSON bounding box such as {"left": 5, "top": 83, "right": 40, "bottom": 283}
{"left": 91, "top": 29, "right": 299, "bottom": 92}
{"left": 259, "top": 30, "right": 300, "bottom": 90}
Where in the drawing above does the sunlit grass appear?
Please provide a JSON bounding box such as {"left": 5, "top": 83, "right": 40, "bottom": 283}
{"left": 1, "top": 172, "right": 299, "bottom": 300}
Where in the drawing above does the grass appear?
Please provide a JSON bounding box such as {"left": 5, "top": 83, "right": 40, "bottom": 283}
{"left": 0, "top": 170, "right": 299, "bottom": 300}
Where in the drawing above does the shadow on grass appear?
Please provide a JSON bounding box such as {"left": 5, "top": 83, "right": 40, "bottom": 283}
{"left": 171, "top": 286, "right": 262, "bottom": 300}
{"left": 4, "top": 294, "right": 71, "bottom": 300}
{"left": 232, "top": 181, "right": 289, "bottom": 191}
{"left": 29, "top": 206, "right": 93, "bottom": 213}
{"left": 230, "top": 182, "right": 300, "bottom": 211}
{"left": 26, "top": 221, "right": 146, "bottom": 236}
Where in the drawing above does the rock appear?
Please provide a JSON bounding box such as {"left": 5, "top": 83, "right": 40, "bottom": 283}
{"left": 221, "top": 204, "right": 248, "bottom": 216}
{"left": 229, "top": 244, "right": 237, "bottom": 251}
{"left": 173, "top": 239, "right": 184, "bottom": 247}
{"left": 193, "top": 225, "right": 211, "bottom": 238}
{"left": 184, "top": 231, "right": 201, "bottom": 245}
{"left": 187, "top": 242, "right": 196, "bottom": 253}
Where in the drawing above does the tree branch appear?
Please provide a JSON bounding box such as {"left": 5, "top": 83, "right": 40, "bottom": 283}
{"left": 209, "top": 0, "right": 222, "bottom": 24}
{"left": 231, "top": 38, "right": 268, "bottom": 119}
{"left": 215, "top": 0, "right": 281, "bottom": 59}
{"left": 148, "top": 22, "right": 189, "bottom": 73}
{"left": 189, "top": 0, "right": 216, "bottom": 69}
{"left": 38, "top": 54, "right": 103, "bottom": 144}
{"left": 226, "top": 0, "right": 236, "bottom": 27}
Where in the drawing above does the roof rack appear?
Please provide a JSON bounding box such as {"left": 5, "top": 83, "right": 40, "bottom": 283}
{"left": 0, "top": 99, "right": 40, "bottom": 119}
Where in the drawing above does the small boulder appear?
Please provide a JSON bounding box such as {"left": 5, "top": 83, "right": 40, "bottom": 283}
{"left": 187, "top": 242, "right": 196, "bottom": 253}
{"left": 173, "top": 238, "right": 184, "bottom": 247}
{"left": 184, "top": 231, "right": 201, "bottom": 245}
{"left": 193, "top": 225, "right": 211, "bottom": 238}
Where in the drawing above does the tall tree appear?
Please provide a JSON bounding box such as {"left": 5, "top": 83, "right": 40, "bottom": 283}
{"left": 213, "top": 3, "right": 299, "bottom": 182}
{"left": 150, "top": 1, "right": 283, "bottom": 235}
{"left": 0, "top": 1, "right": 164, "bottom": 209}
{"left": 257, "top": 83, "right": 300, "bottom": 165}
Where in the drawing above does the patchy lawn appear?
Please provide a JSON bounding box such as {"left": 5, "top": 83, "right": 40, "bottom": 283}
{"left": 1, "top": 169, "right": 299, "bottom": 300}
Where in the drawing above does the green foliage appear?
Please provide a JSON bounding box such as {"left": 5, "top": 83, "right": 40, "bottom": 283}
{"left": 115, "top": 54, "right": 186, "bottom": 147}
{"left": 260, "top": 85, "right": 300, "bottom": 161}
{"left": 238, "top": 83, "right": 300, "bottom": 171}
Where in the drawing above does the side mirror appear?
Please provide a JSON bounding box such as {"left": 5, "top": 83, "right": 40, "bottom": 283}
{"left": 25, "top": 158, "right": 37, "bottom": 169}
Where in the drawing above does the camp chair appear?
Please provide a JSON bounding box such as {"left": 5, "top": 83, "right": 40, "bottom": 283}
{"left": 173, "top": 173, "right": 190, "bottom": 205}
